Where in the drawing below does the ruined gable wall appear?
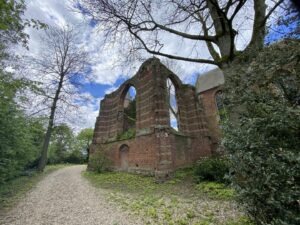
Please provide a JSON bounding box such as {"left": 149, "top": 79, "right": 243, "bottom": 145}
{"left": 198, "top": 87, "right": 223, "bottom": 153}
{"left": 90, "top": 58, "right": 212, "bottom": 177}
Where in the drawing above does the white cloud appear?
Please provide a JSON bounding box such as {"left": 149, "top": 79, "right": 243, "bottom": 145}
{"left": 22, "top": 0, "right": 219, "bottom": 89}
{"left": 18, "top": 0, "right": 103, "bottom": 132}
{"left": 4, "top": 66, "right": 15, "bottom": 73}
{"left": 20, "top": 0, "right": 280, "bottom": 131}
{"left": 65, "top": 94, "right": 102, "bottom": 133}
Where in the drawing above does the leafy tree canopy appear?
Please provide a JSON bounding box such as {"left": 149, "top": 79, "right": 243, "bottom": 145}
{"left": 0, "top": 0, "right": 46, "bottom": 49}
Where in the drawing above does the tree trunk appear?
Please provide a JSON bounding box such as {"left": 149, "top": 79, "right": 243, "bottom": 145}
{"left": 86, "top": 140, "right": 90, "bottom": 161}
{"left": 206, "top": 0, "right": 235, "bottom": 61}
{"left": 37, "top": 74, "right": 64, "bottom": 171}
{"left": 248, "top": 0, "right": 267, "bottom": 50}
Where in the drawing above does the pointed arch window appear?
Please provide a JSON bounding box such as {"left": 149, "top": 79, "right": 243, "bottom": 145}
{"left": 123, "top": 86, "right": 136, "bottom": 132}
{"left": 167, "top": 78, "right": 179, "bottom": 130}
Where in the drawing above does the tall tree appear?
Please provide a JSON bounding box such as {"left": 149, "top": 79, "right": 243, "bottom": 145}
{"left": 77, "top": 128, "right": 94, "bottom": 161}
{"left": 75, "top": 0, "right": 286, "bottom": 67}
{"left": 0, "top": 70, "right": 45, "bottom": 182}
{"left": 30, "top": 26, "right": 88, "bottom": 171}
{"left": 0, "top": 0, "right": 47, "bottom": 181}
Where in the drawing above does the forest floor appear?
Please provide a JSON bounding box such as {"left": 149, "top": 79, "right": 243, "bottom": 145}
{"left": 84, "top": 167, "right": 250, "bottom": 225}
{"left": 0, "top": 165, "right": 250, "bottom": 225}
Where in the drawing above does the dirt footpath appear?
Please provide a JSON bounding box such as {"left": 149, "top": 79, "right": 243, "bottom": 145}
{"left": 0, "top": 165, "right": 141, "bottom": 225}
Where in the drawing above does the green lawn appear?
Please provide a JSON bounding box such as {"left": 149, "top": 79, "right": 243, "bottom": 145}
{"left": 83, "top": 167, "right": 252, "bottom": 225}
{"left": 0, "top": 164, "right": 68, "bottom": 214}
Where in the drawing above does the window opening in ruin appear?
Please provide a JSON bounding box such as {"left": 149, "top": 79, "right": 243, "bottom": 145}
{"left": 123, "top": 86, "right": 136, "bottom": 135}
{"left": 167, "top": 78, "right": 179, "bottom": 130}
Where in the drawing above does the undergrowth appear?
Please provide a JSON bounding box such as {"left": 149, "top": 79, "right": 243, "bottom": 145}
{"left": 83, "top": 167, "right": 251, "bottom": 225}
{"left": 116, "top": 128, "right": 135, "bottom": 140}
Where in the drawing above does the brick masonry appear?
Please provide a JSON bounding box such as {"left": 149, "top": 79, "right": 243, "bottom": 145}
{"left": 90, "top": 58, "right": 212, "bottom": 180}
{"left": 197, "top": 87, "right": 223, "bottom": 153}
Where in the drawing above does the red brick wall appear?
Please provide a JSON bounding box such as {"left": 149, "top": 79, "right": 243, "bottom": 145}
{"left": 90, "top": 58, "right": 213, "bottom": 179}
{"left": 198, "top": 87, "right": 222, "bottom": 153}
{"left": 97, "top": 134, "right": 158, "bottom": 174}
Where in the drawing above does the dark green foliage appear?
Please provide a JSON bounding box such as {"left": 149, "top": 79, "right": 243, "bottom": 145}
{"left": 0, "top": 0, "right": 46, "bottom": 48}
{"left": 0, "top": 0, "right": 48, "bottom": 183}
{"left": 223, "top": 40, "right": 300, "bottom": 225}
{"left": 124, "top": 98, "right": 136, "bottom": 132}
{"left": 124, "top": 99, "right": 136, "bottom": 121}
{"left": 88, "top": 149, "right": 111, "bottom": 173}
{"left": 64, "top": 149, "right": 86, "bottom": 164}
{"left": 77, "top": 128, "right": 93, "bottom": 160}
{"left": 48, "top": 124, "right": 74, "bottom": 164}
{"left": 117, "top": 128, "right": 136, "bottom": 140}
{"left": 0, "top": 73, "right": 45, "bottom": 183}
{"left": 194, "top": 157, "right": 230, "bottom": 183}
{"left": 48, "top": 124, "right": 87, "bottom": 164}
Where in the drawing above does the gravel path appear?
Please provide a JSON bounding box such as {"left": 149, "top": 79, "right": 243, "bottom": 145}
{"left": 0, "top": 165, "right": 141, "bottom": 225}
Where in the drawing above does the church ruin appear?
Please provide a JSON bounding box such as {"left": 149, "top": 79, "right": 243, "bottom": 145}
{"left": 89, "top": 58, "right": 217, "bottom": 179}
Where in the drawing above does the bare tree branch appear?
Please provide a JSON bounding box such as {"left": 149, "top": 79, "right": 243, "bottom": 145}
{"left": 76, "top": 0, "right": 288, "bottom": 66}
{"left": 26, "top": 26, "right": 89, "bottom": 171}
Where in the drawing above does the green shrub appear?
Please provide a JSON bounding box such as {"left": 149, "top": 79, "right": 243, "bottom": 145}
{"left": 117, "top": 128, "right": 135, "bottom": 140}
{"left": 64, "top": 150, "right": 85, "bottom": 164}
{"left": 0, "top": 73, "right": 45, "bottom": 183}
{"left": 194, "top": 157, "right": 230, "bottom": 183}
{"left": 223, "top": 40, "right": 300, "bottom": 225}
{"left": 88, "top": 150, "right": 111, "bottom": 173}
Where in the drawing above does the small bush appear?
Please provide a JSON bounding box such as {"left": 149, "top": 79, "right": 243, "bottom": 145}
{"left": 88, "top": 150, "right": 111, "bottom": 173}
{"left": 117, "top": 128, "right": 135, "bottom": 140}
{"left": 194, "top": 157, "right": 230, "bottom": 183}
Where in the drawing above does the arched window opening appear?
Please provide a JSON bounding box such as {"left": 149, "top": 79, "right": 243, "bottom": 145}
{"left": 215, "top": 90, "right": 225, "bottom": 122}
{"left": 167, "top": 78, "right": 179, "bottom": 131}
{"left": 123, "top": 86, "right": 136, "bottom": 133}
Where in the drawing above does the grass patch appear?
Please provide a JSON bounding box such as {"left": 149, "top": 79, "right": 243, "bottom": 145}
{"left": 83, "top": 167, "right": 249, "bottom": 225}
{"left": 223, "top": 216, "right": 254, "bottom": 225}
{"left": 0, "top": 164, "right": 69, "bottom": 213}
{"left": 196, "top": 182, "right": 235, "bottom": 200}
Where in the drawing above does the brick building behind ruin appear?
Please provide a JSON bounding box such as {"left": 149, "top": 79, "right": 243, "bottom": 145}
{"left": 90, "top": 58, "right": 220, "bottom": 179}
{"left": 196, "top": 68, "right": 224, "bottom": 153}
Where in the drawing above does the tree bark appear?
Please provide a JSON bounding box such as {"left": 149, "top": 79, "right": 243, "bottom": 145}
{"left": 205, "top": 0, "right": 237, "bottom": 62}
{"left": 37, "top": 74, "right": 64, "bottom": 171}
{"left": 248, "top": 0, "right": 267, "bottom": 50}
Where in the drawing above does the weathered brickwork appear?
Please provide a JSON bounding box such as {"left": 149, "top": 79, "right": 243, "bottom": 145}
{"left": 90, "top": 58, "right": 212, "bottom": 179}
{"left": 195, "top": 68, "right": 224, "bottom": 154}
{"left": 198, "top": 87, "right": 223, "bottom": 153}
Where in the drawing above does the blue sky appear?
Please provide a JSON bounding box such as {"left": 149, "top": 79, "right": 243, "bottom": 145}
{"left": 21, "top": 0, "right": 298, "bottom": 132}
{"left": 80, "top": 78, "right": 127, "bottom": 99}
{"left": 265, "top": 11, "right": 300, "bottom": 44}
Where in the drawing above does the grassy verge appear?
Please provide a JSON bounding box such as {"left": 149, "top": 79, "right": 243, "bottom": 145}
{"left": 0, "top": 164, "right": 69, "bottom": 213}
{"left": 83, "top": 168, "right": 252, "bottom": 225}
